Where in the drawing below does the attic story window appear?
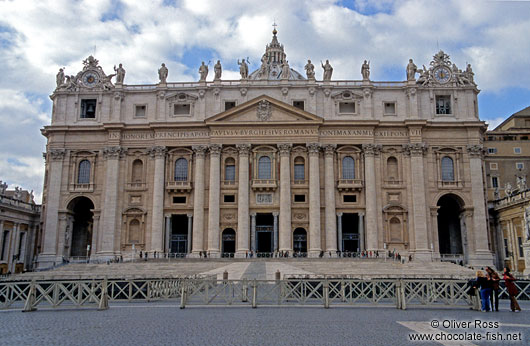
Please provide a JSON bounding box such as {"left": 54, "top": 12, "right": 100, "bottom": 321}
{"left": 293, "top": 101, "right": 304, "bottom": 110}
{"left": 225, "top": 101, "right": 236, "bottom": 111}
{"left": 80, "top": 99, "right": 97, "bottom": 118}
{"left": 339, "top": 102, "right": 355, "bottom": 113}
{"left": 174, "top": 104, "right": 190, "bottom": 115}
{"left": 135, "top": 105, "right": 146, "bottom": 117}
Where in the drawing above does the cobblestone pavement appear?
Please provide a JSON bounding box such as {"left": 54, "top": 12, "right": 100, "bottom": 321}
{"left": 1, "top": 302, "right": 529, "bottom": 345}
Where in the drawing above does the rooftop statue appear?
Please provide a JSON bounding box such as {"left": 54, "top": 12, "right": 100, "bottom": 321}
{"left": 305, "top": 60, "right": 315, "bottom": 79}
{"left": 214, "top": 60, "right": 222, "bottom": 80}
{"left": 321, "top": 60, "right": 333, "bottom": 81}
{"left": 281, "top": 60, "right": 290, "bottom": 79}
{"left": 56, "top": 68, "right": 65, "bottom": 87}
{"left": 406, "top": 59, "right": 417, "bottom": 81}
{"left": 199, "top": 61, "right": 209, "bottom": 82}
{"left": 238, "top": 58, "right": 248, "bottom": 79}
{"left": 361, "top": 60, "right": 370, "bottom": 80}
{"left": 114, "top": 63, "right": 125, "bottom": 84}
{"left": 158, "top": 63, "right": 168, "bottom": 83}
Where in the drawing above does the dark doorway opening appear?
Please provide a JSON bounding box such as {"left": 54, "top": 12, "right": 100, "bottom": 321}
{"left": 68, "top": 197, "right": 94, "bottom": 257}
{"left": 222, "top": 228, "right": 236, "bottom": 255}
{"left": 342, "top": 213, "right": 359, "bottom": 252}
{"left": 437, "top": 194, "right": 463, "bottom": 255}
{"left": 293, "top": 228, "right": 307, "bottom": 255}
{"left": 171, "top": 214, "right": 188, "bottom": 254}
{"left": 256, "top": 213, "right": 273, "bottom": 253}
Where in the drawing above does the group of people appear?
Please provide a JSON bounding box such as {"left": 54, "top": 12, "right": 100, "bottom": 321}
{"left": 471, "top": 266, "right": 521, "bottom": 312}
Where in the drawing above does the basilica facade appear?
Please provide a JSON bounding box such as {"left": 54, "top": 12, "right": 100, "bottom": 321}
{"left": 38, "top": 30, "right": 493, "bottom": 268}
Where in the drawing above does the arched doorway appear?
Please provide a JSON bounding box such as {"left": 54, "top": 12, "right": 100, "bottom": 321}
{"left": 437, "top": 194, "right": 464, "bottom": 262}
{"left": 293, "top": 228, "right": 307, "bottom": 255}
{"left": 222, "top": 228, "right": 236, "bottom": 256}
{"left": 67, "top": 197, "right": 94, "bottom": 257}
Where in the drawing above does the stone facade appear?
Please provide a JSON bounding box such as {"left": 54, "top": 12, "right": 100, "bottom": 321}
{"left": 38, "top": 30, "right": 493, "bottom": 267}
{"left": 0, "top": 183, "right": 41, "bottom": 273}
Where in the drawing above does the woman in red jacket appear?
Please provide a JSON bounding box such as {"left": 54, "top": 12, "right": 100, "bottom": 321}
{"left": 503, "top": 267, "right": 521, "bottom": 312}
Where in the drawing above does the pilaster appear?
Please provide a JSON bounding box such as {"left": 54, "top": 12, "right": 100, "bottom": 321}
{"left": 362, "top": 144, "right": 381, "bottom": 252}
{"left": 236, "top": 144, "right": 250, "bottom": 256}
{"left": 323, "top": 144, "right": 337, "bottom": 253}
{"left": 278, "top": 143, "right": 292, "bottom": 252}
{"left": 307, "top": 143, "right": 321, "bottom": 256}
{"left": 191, "top": 145, "right": 207, "bottom": 254}
{"left": 207, "top": 144, "right": 221, "bottom": 256}
{"left": 148, "top": 145, "right": 166, "bottom": 253}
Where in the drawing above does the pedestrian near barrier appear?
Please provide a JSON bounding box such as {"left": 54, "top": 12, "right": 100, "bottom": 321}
{"left": 486, "top": 266, "right": 500, "bottom": 311}
{"left": 474, "top": 270, "right": 492, "bottom": 312}
{"left": 503, "top": 267, "right": 522, "bottom": 312}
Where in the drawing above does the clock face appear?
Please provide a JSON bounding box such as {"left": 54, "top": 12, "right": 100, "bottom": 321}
{"left": 434, "top": 67, "right": 451, "bottom": 84}
{"left": 82, "top": 71, "right": 99, "bottom": 87}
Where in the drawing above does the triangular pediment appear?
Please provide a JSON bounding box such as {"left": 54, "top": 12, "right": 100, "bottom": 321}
{"left": 206, "top": 95, "right": 323, "bottom": 125}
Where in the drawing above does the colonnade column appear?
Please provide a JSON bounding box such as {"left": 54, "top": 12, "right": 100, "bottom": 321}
{"left": 40, "top": 149, "right": 66, "bottom": 266}
{"left": 467, "top": 145, "right": 493, "bottom": 266}
{"left": 10, "top": 223, "right": 19, "bottom": 272}
{"left": 165, "top": 216, "right": 171, "bottom": 253}
{"left": 362, "top": 144, "right": 380, "bottom": 252}
{"left": 323, "top": 145, "right": 337, "bottom": 253}
{"left": 358, "top": 212, "right": 365, "bottom": 251}
{"left": 236, "top": 144, "right": 251, "bottom": 256}
{"left": 207, "top": 144, "right": 222, "bottom": 256}
{"left": 0, "top": 221, "right": 4, "bottom": 260}
{"left": 191, "top": 145, "right": 207, "bottom": 254}
{"left": 404, "top": 143, "right": 430, "bottom": 260}
{"left": 90, "top": 211, "right": 100, "bottom": 259}
{"left": 337, "top": 213, "right": 343, "bottom": 252}
{"left": 187, "top": 214, "right": 193, "bottom": 253}
{"left": 250, "top": 213, "right": 256, "bottom": 253}
{"left": 307, "top": 143, "right": 322, "bottom": 256}
{"left": 278, "top": 143, "right": 292, "bottom": 252}
{"left": 149, "top": 146, "right": 166, "bottom": 253}
{"left": 273, "top": 212, "right": 279, "bottom": 252}
{"left": 101, "top": 146, "right": 126, "bottom": 257}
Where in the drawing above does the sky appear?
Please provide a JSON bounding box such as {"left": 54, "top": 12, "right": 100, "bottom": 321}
{"left": 1, "top": 0, "right": 530, "bottom": 203}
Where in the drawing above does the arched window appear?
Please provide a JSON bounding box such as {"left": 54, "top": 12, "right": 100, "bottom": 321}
{"left": 129, "top": 219, "right": 140, "bottom": 244}
{"left": 225, "top": 157, "right": 235, "bottom": 181}
{"left": 77, "top": 160, "right": 91, "bottom": 184}
{"left": 387, "top": 157, "right": 398, "bottom": 181}
{"left": 258, "top": 156, "right": 272, "bottom": 179}
{"left": 132, "top": 159, "right": 143, "bottom": 182}
{"left": 441, "top": 156, "right": 454, "bottom": 181}
{"left": 390, "top": 217, "right": 401, "bottom": 241}
{"left": 174, "top": 158, "right": 188, "bottom": 181}
{"left": 294, "top": 156, "right": 305, "bottom": 181}
{"left": 342, "top": 156, "right": 355, "bottom": 179}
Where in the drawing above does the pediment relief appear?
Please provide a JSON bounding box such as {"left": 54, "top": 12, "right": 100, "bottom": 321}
{"left": 432, "top": 146, "right": 461, "bottom": 154}
{"left": 206, "top": 95, "right": 323, "bottom": 124}
{"left": 166, "top": 92, "right": 198, "bottom": 103}
{"left": 123, "top": 207, "right": 146, "bottom": 215}
{"left": 337, "top": 145, "right": 361, "bottom": 153}
{"left": 331, "top": 90, "right": 363, "bottom": 100}
{"left": 383, "top": 204, "right": 407, "bottom": 213}
{"left": 382, "top": 146, "right": 403, "bottom": 154}
{"left": 71, "top": 150, "right": 98, "bottom": 157}
{"left": 168, "top": 147, "right": 193, "bottom": 155}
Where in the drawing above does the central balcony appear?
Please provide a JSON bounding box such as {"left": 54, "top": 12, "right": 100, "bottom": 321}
{"left": 337, "top": 179, "right": 363, "bottom": 191}
{"left": 166, "top": 181, "right": 192, "bottom": 192}
{"left": 69, "top": 183, "right": 94, "bottom": 193}
{"left": 251, "top": 179, "right": 278, "bottom": 191}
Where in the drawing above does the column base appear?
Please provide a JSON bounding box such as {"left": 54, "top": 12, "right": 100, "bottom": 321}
{"left": 36, "top": 254, "right": 61, "bottom": 270}
{"left": 235, "top": 251, "right": 249, "bottom": 259}
{"left": 467, "top": 251, "right": 494, "bottom": 268}
{"left": 308, "top": 250, "right": 322, "bottom": 258}
{"left": 207, "top": 251, "right": 220, "bottom": 259}
{"left": 413, "top": 250, "right": 433, "bottom": 262}
{"left": 188, "top": 252, "right": 203, "bottom": 259}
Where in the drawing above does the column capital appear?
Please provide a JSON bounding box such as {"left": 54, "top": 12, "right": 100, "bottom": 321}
{"left": 187, "top": 213, "right": 193, "bottom": 218}
{"left": 362, "top": 143, "right": 382, "bottom": 156}
{"left": 402, "top": 142, "right": 427, "bottom": 156}
{"left": 466, "top": 144, "right": 485, "bottom": 158}
{"left": 209, "top": 144, "right": 222, "bottom": 156}
{"left": 273, "top": 212, "right": 279, "bottom": 217}
{"left": 147, "top": 146, "right": 166, "bottom": 158}
{"left": 306, "top": 142, "right": 321, "bottom": 155}
{"left": 192, "top": 145, "right": 208, "bottom": 157}
{"left": 336, "top": 212, "right": 343, "bottom": 217}
{"left": 250, "top": 212, "right": 257, "bottom": 217}
{"left": 278, "top": 143, "right": 292, "bottom": 156}
{"left": 48, "top": 148, "right": 66, "bottom": 161}
{"left": 323, "top": 144, "right": 336, "bottom": 156}
{"left": 430, "top": 206, "right": 440, "bottom": 217}
{"left": 236, "top": 143, "right": 251, "bottom": 156}
{"left": 104, "top": 146, "right": 127, "bottom": 159}
{"left": 358, "top": 212, "right": 365, "bottom": 217}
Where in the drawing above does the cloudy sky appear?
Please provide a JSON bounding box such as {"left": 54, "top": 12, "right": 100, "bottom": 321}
{"left": 1, "top": 0, "right": 530, "bottom": 203}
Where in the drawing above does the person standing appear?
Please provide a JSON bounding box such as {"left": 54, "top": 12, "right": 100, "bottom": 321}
{"left": 486, "top": 267, "right": 500, "bottom": 311}
{"left": 503, "top": 267, "right": 521, "bottom": 312}
{"left": 474, "top": 270, "right": 492, "bottom": 312}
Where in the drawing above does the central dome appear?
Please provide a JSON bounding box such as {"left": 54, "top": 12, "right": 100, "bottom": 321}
{"left": 249, "top": 29, "right": 306, "bottom": 81}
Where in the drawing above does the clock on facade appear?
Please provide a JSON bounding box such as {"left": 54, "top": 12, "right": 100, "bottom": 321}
{"left": 433, "top": 67, "right": 451, "bottom": 84}
{"left": 82, "top": 71, "right": 100, "bottom": 87}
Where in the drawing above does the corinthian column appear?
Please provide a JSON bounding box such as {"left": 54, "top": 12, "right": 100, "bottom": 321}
{"left": 236, "top": 144, "right": 251, "bottom": 256}
{"left": 40, "top": 149, "right": 66, "bottom": 266}
{"left": 207, "top": 144, "right": 221, "bottom": 256}
{"left": 192, "top": 145, "right": 207, "bottom": 254}
{"left": 307, "top": 143, "right": 322, "bottom": 256}
{"left": 101, "top": 146, "right": 126, "bottom": 257}
{"left": 467, "top": 144, "right": 493, "bottom": 266}
{"left": 403, "top": 143, "right": 430, "bottom": 260}
{"left": 362, "top": 144, "right": 381, "bottom": 252}
{"left": 323, "top": 144, "right": 337, "bottom": 253}
{"left": 149, "top": 146, "right": 166, "bottom": 253}
{"left": 278, "top": 143, "right": 292, "bottom": 252}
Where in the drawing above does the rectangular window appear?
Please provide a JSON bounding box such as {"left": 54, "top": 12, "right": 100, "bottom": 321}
{"left": 384, "top": 102, "right": 396, "bottom": 115}
{"left": 80, "top": 99, "right": 97, "bottom": 118}
{"left": 294, "top": 194, "right": 306, "bottom": 202}
{"left": 435, "top": 95, "right": 451, "bottom": 115}
{"left": 504, "top": 238, "right": 509, "bottom": 257}
{"left": 223, "top": 195, "right": 235, "bottom": 203}
{"left": 339, "top": 102, "right": 355, "bottom": 114}
{"left": 516, "top": 162, "right": 524, "bottom": 170}
{"left": 487, "top": 148, "right": 497, "bottom": 154}
{"left": 489, "top": 163, "right": 498, "bottom": 170}
{"left": 293, "top": 101, "right": 305, "bottom": 110}
{"left": 518, "top": 237, "right": 524, "bottom": 257}
{"left": 225, "top": 165, "right": 235, "bottom": 181}
{"left": 294, "top": 164, "right": 305, "bottom": 180}
{"left": 174, "top": 104, "right": 190, "bottom": 115}
{"left": 173, "top": 196, "right": 186, "bottom": 204}
{"left": 343, "top": 195, "right": 357, "bottom": 203}
{"left": 135, "top": 105, "right": 146, "bottom": 117}
{"left": 224, "top": 101, "right": 236, "bottom": 111}
{"left": 514, "top": 147, "right": 521, "bottom": 154}
{"left": 492, "top": 176, "right": 499, "bottom": 188}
